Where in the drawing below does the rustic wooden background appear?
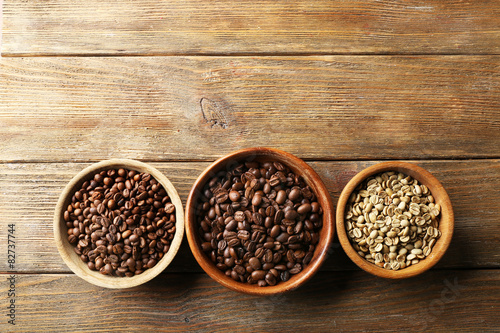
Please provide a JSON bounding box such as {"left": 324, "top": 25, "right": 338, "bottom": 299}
{"left": 1, "top": 1, "right": 499, "bottom": 332}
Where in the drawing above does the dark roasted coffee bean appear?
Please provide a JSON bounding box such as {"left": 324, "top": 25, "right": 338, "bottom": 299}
{"left": 276, "top": 190, "right": 287, "bottom": 205}
{"left": 147, "top": 259, "right": 157, "bottom": 268}
{"left": 249, "top": 257, "right": 261, "bottom": 270}
{"left": 269, "top": 175, "right": 280, "bottom": 187}
{"left": 270, "top": 225, "right": 281, "bottom": 238}
{"left": 251, "top": 270, "right": 266, "bottom": 281}
{"left": 285, "top": 209, "right": 298, "bottom": 220}
{"left": 288, "top": 188, "right": 301, "bottom": 201}
{"left": 196, "top": 160, "right": 323, "bottom": 287}
{"left": 225, "top": 219, "right": 237, "bottom": 231}
{"left": 303, "top": 251, "right": 314, "bottom": 265}
{"left": 280, "top": 270, "right": 290, "bottom": 282}
{"left": 289, "top": 263, "right": 302, "bottom": 274}
{"left": 252, "top": 193, "right": 262, "bottom": 206}
{"left": 68, "top": 234, "right": 77, "bottom": 244}
{"left": 274, "top": 210, "right": 284, "bottom": 224}
{"left": 229, "top": 190, "right": 241, "bottom": 202}
{"left": 252, "top": 212, "right": 263, "bottom": 225}
{"left": 297, "top": 203, "right": 312, "bottom": 215}
{"left": 234, "top": 211, "right": 246, "bottom": 222}
{"left": 165, "top": 203, "right": 175, "bottom": 214}
{"left": 265, "top": 273, "right": 277, "bottom": 286}
{"left": 230, "top": 270, "right": 240, "bottom": 281}
{"left": 234, "top": 265, "right": 246, "bottom": 275}
{"left": 216, "top": 191, "right": 229, "bottom": 204}
{"left": 227, "top": 238, "right": 240, "bottom": 247}
{"left": 237, "top": 230, "right": 250, "bottom": 240}
{"left": 276, "top": 232, "right": 289, "bottom": 243}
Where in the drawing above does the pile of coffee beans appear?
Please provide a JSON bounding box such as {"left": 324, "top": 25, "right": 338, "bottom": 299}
{"left": 196, "top": 161, "right": 323, "bottom": 287}
{"left": 64, "top": 168, "right": 176, "bottom": 277}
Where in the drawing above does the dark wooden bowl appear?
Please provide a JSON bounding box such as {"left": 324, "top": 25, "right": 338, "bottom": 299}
{"left": 185, "top": 147, "right": 335, "bottom": 295}
{"left": 54, "top": 159, "right": 185, "bottom": 288}
{"left": 336, "top": 161, "right": 454, "bottom": 279}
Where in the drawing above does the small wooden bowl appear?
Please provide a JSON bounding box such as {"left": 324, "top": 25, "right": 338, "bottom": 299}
{"left": 336, "top": 161, "right": 454, "bottom": 279}
{"left": 185, "top": 147, "right": 335, "bottom": 295}
{"left": 54, "top": 159, "right": 185, "bottom": 288}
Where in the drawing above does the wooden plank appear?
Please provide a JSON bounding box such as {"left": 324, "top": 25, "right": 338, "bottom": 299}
{"left": 2, "top": 0, "right": 500, "bottom": 56}
{"left": 0, "top": 56, "right": 499, "bottom": 162}
{"left": 0, "top": 160, "right": 498, "bottom": 274}
{"left": 0, "top": 270, "right": 498, "bottom": 332}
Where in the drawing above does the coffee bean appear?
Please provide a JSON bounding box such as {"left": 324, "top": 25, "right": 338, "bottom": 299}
{"left": 276, "top": 232, "right": 289, "bottom": 243}
{"left": 311, "top": 202, "right": 320, "bottom": 213}
{"left": 196, "top": 160, "right": 323, "bottom": 287}
{"left": 229, "top": 190, "right": 241, "bottom": 202}
{"left": 249, "top": 257, "right": 261, "bottom": 270}
{"left": 251, "top": 270, "right": 266, "bottom": 281}
{"left": 234, "top": 265, "right": 246, "bottom": 275}
{"left": 284, "top": 209, "right": 298, "bottom": 220}
{"left": 289, "top": 264, "right": 302, "bottom": 274}
{"left": 64, "top": 168, "right": 175, "bottom": 277}
{"left": 265, "top": 272, "right": 277, "bottom": 286}
{"left": 270, "top": 225, "right": 281, "bottom": 238}
{"left": 95, "top": 257, "right": 104, "bottom": 269}
{"left": 234, "top": 211, "right": 246, "bottom": 222}
{"left": 225, "top": 219, "right": 238, "bottom": 231}
{"left": 288, "top": 188, "right": 301, "bottom": 201}
{"left": 276, "top": 190, "right": 287, "bottom": 205}
{"left": 297, "top": 203, "right": 312, "bottom": 215}
{"left": 147, "top": 259, "right": 157, "bottom": 268}
{"left": 252, "top": 194, "right": 262, "bottom": 206}
{"left": 68, "top": 234, "right": 77, "bottom": 244}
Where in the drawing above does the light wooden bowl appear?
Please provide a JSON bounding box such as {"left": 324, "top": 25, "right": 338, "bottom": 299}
{"left": 336, "top": 161, "right": 454, "bottom": 279}
{"left": 54, "top": 159, "right": 184, "bottom": 288}
{"left": 185, "top": 147, "right": 335, "bottom": 295}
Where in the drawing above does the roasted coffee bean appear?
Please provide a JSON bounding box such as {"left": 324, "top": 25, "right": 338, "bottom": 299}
{"left": 288, "top": 188, "right": 301, "bottom": 201}
{"left": 251, "top": 270, "right": 266, "bottom": 281}
{"left": 285, "top": 209, "right": 298, "bottom": 220}
{"left": 276, "top": 190, "right": 287, "bottom": 205}
{"left": 297, "top": 203, "right": 312, "bottom": 215}
{"left": 64, "top": 168, "right": 176, "bottom": 277}
{"left": 270, "top": 225, "right": 281, "bottom": 238}
{"left": 196, "top": 160, "right": 323, "bottom": 287}
{"left": 280, "top": 270, "right": 290, "bottom": 282}
{"left": 249, "top": 257, "right": 261, "bottom": 270}
{"left": 265, "top": 272, "right": 277, "bottom": 286}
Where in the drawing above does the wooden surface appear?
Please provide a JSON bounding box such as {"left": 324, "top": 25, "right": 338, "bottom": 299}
{"left": 0, "top": 56, "right": 498, "bottom": 162}
{"left": 1, "top": 0, "right": 499, "bottom": 332}
{"left": 2, "top": 0, "right": 500, "bottom": 56}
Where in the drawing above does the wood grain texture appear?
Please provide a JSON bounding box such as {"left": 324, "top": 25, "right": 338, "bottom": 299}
{"left": 0, "top": 270, "right": 498, "bottom": 332}
{"left": 1, "top": 160, "right": 498, "bottom": 274}
{"left": 0, "top": 56, "right": 499, "bottom": 162}
{"left": 2, "top": 0, "right": 500, "bottom": 56}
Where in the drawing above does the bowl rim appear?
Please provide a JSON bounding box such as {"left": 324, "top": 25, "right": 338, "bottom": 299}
{"left": 336, "top": 161, "right": 454, "bottom": 279}
{"left": 53, "top": 158, "right": 185, "bottom": 288}
{"left": 185, "top": 147, "right": 335, "bottom": 295}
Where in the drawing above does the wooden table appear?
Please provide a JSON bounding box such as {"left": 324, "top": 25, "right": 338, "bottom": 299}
{"left": 1, "top": 1, "right": 499, "bottom": 332}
